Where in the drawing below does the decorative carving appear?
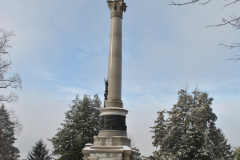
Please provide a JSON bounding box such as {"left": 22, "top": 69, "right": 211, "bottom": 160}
{"left": 111, "top": 12, "right": 123, "bottom": 18}
{"left": 104, "top": 79, "right": 108, "bottom": 108}
{"left": 107, "top": 0, "right": 127, "bottom": 19}
{"left": 101, "top": 115, "right": 127, "bottom": 131}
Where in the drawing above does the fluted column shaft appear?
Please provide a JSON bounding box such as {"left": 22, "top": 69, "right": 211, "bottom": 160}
{"left": 105, "top": 1, "right": 127, "bottom": 108}
{"left": 108, "top": 14, "right": 122, "bottom": 101}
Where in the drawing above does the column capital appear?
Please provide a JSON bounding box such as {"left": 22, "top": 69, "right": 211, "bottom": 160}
{"left": 107, "top": 0, "right": 127, "bottom": 19}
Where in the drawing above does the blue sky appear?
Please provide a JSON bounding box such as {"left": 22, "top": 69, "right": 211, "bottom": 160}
{"left": 1, "top": 0, "right": 240, "bottom": 158}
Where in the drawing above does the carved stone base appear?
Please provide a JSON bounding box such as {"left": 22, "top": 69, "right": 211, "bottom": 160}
{"left": 93, "top": 136, "right": 130, "bottom": 146}
{"left": 82, "top": 136, "right": 141, "bottom": 160}
{"left": 98, "top": 130, "right": 127, "bottom": 137}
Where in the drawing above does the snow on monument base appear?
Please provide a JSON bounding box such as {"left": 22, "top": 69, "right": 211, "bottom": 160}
{"left": 82, "top": 136, "right": 141, "bottom": 160}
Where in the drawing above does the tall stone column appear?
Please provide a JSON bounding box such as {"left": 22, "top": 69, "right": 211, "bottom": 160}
{"left": 99, "top": 0, "right": 128, "bottom": 137}
{"left": 82, "top": 1, "right": 141, "bottom": 159}
{"left": 105, "top": 0, "right": 127, "bottom": 108}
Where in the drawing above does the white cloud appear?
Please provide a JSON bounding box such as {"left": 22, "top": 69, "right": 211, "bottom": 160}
{"left": 77, "top": 52, "right": 87, "bottom": 59}
{"left": 33, "top": 68, "right": 55, "bottom": 81}
{"left": 56, "top": 86, "right": 88, "bottom": 95}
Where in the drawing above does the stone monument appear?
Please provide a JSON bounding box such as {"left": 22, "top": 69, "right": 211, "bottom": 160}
{"left": 82, "top": 0, "right": 141, "bottom": 159}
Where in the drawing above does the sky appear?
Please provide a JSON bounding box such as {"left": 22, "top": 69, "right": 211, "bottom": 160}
{"left": 0, "top": 0, "right": 240, "bottom": 159}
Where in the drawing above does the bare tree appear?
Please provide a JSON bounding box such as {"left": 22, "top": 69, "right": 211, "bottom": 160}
{"left": 8, "top": 109, "right": 23, "bottom": 135}
{"left": 0, "top": 28, "right": 22, "bottom": 103}
{"left": 170, "top": 0, "right": 240, "bottom": 61}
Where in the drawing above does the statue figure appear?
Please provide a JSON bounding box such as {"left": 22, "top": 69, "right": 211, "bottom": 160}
{"left": 104, "top": 79, "right": 108, "bottom": 107}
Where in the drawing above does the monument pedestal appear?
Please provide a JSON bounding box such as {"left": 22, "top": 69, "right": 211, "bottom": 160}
{"left": 82, "top": 136, "right": 140, "bottom": 160}
{"left": 82, "top": 107, "right": 141, "bottom": 160}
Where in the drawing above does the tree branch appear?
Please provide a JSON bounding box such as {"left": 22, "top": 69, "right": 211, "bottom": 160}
{"left": 0, "top": 61, "right": 12, "bottom": 80}
{"left": 169, "top": 0, "right": 240, "bottom": 62}
{"left": 170, "top": 0, "right": 240, "bottom": 6}
{"left": 0, "top": 29, "right": 22, "bottom": 103}
{"left": 8, "top": 109, "right": 23, "bottom": 135}
{"left": 0, "top": 92, "right": 18, "bottom": 103}
{"left": 0, "top": 61, "right": 11, "bottom": 70}
{"left": 170, "top": 0, "right": 198, "bottom": 6}
{"left": 223, "top": 0, "right": 240, "bottom": 8}
{"left": 207, "top": 15, "right": 240, "bottom": 29}
{"left": 0, "top": 73, "right": 22, "bottom": 90}
{"left": 0, "top": 28, "right": 15, "bottom": 53}
{"left": 219, "top": 43, "right": 240, "bottom": 49}
{"left": 226, "top": 55, "right": 240, "bottom": 61}
{"left": 170, "top": 0, "right": 212, "bottom": 6}
{"left": 199, "top": 0, "right": 212, "bottom": 5}
{"left": 219, "top": 43, "right": 240, "bottom": 61}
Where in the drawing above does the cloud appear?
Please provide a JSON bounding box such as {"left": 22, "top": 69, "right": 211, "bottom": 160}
{"left": 33, "top": 68, "right": 55, "bottom": 81}
{"left": 56, "top": 85, "right": 90, "bottom": 95}
{"left": 77, "top": 52, "right": 87, "bottom": 59}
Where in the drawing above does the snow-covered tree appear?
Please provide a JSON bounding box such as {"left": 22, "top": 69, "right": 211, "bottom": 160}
{"left": 233, "top": 146, "right": 240, "bottom": 160}
{"left": 49, "top": 94, "right": 101, "bottom": 160}
{"left": 27, "top": 139, "right": 52, "bottom": 160}
{"left": 0, "top": 104, "right": 20, "bottom": 160}
{"left": 150, "top": 89, "right": 234, "bottom": 160}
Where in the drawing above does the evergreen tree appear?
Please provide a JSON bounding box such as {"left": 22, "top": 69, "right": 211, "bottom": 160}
{"left": 49, "top": 94, "right": 101, "bottom": 160}
{"left": 233, "top": 146, "right": 240, "bottom": 160}
{"left": 151, "top": 89, "right": 234, "bottom": 160}
{"left": 27, "top": 139, "right": 52, "bottom": 160}
{"left": 0, "top": 104, "right": 20, "bottom": 160}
